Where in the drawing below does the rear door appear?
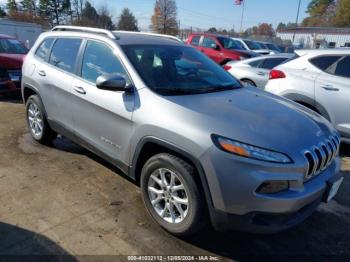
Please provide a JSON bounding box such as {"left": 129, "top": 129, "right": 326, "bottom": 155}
{"left": 315, "top": 56, "right": 350, "bottom": 138}
{"left": 188, "top": 35, "right": 202, "bottom": 51}
{"left": 34, "top": 37, "right": 82, "bottom": 130}
{"left": 71, "top": 40, "right": 135, "bottom": 169}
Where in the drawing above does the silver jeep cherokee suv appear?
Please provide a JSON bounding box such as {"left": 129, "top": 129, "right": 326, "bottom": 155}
{"left": 22, "top": 26, "right": 343, "bottom": 236}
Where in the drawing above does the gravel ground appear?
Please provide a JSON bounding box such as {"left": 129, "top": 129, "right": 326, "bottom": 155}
{"left": 0, "top": 98, "right": 349, "bottom": 261}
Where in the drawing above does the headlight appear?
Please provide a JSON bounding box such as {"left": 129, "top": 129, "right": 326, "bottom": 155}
{"left": 212, "top": 135, "right": 292, "bottom": 163}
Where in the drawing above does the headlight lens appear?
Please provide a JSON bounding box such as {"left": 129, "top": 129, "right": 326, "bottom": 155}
{"left": 212, "top": 135, "right": 292, "bottom": 163}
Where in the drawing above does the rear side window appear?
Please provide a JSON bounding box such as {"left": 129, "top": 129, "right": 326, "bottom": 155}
{"left": 49, "top": 38, "right": 82, "bottom": 72}
{"left": 248, "top": 59, "right": 263, "bottom": 68}
{"left": 190, "top": 36, "right": 201, "bottom": 46}
{"left": 201, "top": 37, "right": 216, "bottom": 48}
{"left": 81, "top": 40, "right": 129, "bottom": 83}
{"left": 261, "top": 58, "right": 288, "bottom": 70}
{"left": 334, "top": 56, "right": 350, "bottom": 78}
{"left": 309, "top": 56, "right": 340, "bottom": 71}
{"left": 35, "top": 38, "right": 54, "bottom": 61}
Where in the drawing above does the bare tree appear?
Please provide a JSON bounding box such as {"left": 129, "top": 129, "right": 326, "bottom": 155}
{"left": 98, "top": 5, "right": 114, "bottom": 30}
{"left": 151, "top": 0, "right": 179, "bottom": 36}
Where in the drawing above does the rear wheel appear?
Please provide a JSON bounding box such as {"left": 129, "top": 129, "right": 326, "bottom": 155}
{"left": 26, "top": 95, "right": 57, "bottom": 145}
{"left": 241, "top": 79, "right": 256, "bottom": 87}
{"left": 140, "top": 153, "right": 206, "bottom": 236}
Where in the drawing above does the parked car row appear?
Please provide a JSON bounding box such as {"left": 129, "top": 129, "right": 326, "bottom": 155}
{"left": 185, "top": 33, "right": 286, "bottom": 66}
{"left": 19, "top": 26, "right": 344, "bottom": 237}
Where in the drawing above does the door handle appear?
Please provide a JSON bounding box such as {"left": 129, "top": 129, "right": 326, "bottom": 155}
{"left": 73, "top": 86, "right": 86, "bottom": 95}
{"left": 321, "top": 85, "right": 339, "bottom": 91}
{"left": 38, "top": 70, "right": 46, "bottom": 77}
{"left": 257, "top": 72, "right": 265, "bottom": 76}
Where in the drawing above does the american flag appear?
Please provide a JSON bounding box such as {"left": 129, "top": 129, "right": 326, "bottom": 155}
{"left": 235, "top": 0, "right": 244, "bottom": 5}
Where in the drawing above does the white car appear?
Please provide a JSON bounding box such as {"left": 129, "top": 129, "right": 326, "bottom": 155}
{"left": 225, "top": 53, "right": 293, "bottom": 88}
{"left": 265, "top": 49, "right": 350, "bottom": 142}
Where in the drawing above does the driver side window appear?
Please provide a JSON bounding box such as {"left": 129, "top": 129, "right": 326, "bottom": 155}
{"left": 81, "top": 41, "right": 129, "bottom": 84}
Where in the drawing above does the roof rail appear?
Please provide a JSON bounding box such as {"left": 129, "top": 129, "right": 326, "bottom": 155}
{"left": 51, "top": 26, "right": 116, "bottom": 39}
{"left": 113, "top": 30, "right": 182, "bottom": 42}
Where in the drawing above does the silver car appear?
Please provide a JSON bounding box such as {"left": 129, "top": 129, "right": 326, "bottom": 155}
{"left": 22, "top": 26, "right": 343, "bottom": 236}
{"left": 225, "top": 54, "right": 294, "bottom": 88}
{"left": 232, "top": 38, "right": 272, "bottom": 55}
{"left": 265, "top": 49, "right": 350, "bottom": 143}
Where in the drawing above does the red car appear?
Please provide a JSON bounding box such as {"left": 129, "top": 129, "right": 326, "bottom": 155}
{"left": 0, "top": 34, "right": 28, "bottom": 96}
{"left": 186, "top": 33, "right": 259, "bottom": 65}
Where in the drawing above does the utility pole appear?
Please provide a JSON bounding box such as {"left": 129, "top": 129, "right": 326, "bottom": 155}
{"left": 239, "top": 0, "right": 246, "bottom": 36}
{"left": 292, "top": 0, "right": 302, "bottom": 43}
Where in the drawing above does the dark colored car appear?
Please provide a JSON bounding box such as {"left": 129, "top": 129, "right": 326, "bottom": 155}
{"left": 186, "top": 33, "right": 258, "bottom": 65}
{"left": 0, "top": 34, "right": 28, "bottom": 95}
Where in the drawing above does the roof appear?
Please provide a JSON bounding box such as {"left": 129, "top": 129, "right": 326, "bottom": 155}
{"left": 277, "top": 27, "right": 350, "bottom": 35}
{"left": 295, "top": 48, "right": 350, "bottom": 56}
{"left": 189, "top": 32, "right": 229, "bottom": 38}
{"left": 50, "top": 26, "right": 183, "bottom": 46}
{"left": 114, "top": 31, "right": 183, "bottom": 45}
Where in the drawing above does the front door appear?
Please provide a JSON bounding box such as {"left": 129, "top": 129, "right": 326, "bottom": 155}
{"left": 71, "top": 40, "right": 135, "bottom": 168}
{"left": 200, "top": 36, "right": 222, "bottom": 63}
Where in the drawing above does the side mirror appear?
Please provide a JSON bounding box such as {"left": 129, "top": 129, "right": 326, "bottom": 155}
{"left": 211, "top": 43, "right": 220, "bottom": 50}
{"left": 96, "top": 74, "right": 130, "bottom": 92}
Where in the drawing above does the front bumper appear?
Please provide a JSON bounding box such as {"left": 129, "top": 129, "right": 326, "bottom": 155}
{"left": 200, "top": 146, "right": 342, "bottom": 233}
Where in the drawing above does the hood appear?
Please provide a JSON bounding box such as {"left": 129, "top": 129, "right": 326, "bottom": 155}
{"left": 0, "top": 54, "right": 25, "bottom": 69}
{"left": 229, "top": 49, "right": 259, "bottom": 58}
{"left": 166, "top": 87, "right": 336, "bottom": 155}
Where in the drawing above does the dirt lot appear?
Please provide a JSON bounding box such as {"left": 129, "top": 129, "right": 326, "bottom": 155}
{"left": 0, "top": 98, "right": 349, "bottom": 261}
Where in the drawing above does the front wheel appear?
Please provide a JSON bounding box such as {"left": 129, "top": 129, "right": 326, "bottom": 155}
{"left": 141, "top": 153, "right": 206, "bottom": 236}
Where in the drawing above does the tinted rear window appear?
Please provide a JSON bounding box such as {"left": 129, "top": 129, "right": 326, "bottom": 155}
{"left": 310, "top": 56, "right": 341, "bottom": 71}
{"left": 261, "top": 58, "right": 288, "bottom": 70}
{"left": 49, "top": 38, "right": 82, "bottom": 73}
{"left": 35, "top": 38, "right": 54, "bottom": 61}
{"left": 334, "top": 56, "right": 350, "bottom": 78}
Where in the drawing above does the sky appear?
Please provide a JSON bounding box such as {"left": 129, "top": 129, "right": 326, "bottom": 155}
{"left": 0, "top": 0, "right": 310, "bottom": 31}
{"left": 94, "top": 0, "right": 310, "bottom": 31}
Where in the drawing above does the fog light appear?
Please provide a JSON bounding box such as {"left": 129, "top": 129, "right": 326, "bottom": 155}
{"left": 256, "top": 181, "right": 289, "bottom": 194}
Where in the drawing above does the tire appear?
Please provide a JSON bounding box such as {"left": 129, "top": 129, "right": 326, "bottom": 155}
{"left": 26, "top": 95, "right": 57, "bottom": 145}
{"left": 140, "top": 153, "right": 206, "bottom": 236}
{"left": 241, "top": 79, "right": 256, "bottom": 87}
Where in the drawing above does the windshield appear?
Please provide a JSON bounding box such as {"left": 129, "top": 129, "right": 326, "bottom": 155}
{"left": 232, "top": 39, "right": 247, "bottom": 50}
{"left": 256, "top": 42, "right": 268, "bottom": 49}
{"left": 217, "top": 37, "right": 244, "bottom": 50}
{"left": 121, "top": 45, "right": 241, "bottom": 95}
{"left": 266, "top": 43, "right": 281, "bottom": 52}
{"left": 0, "top": 38, "right": 28, "bottom": 54}
{"left": 244, "top": 40, "right": 261, "bottom": 50}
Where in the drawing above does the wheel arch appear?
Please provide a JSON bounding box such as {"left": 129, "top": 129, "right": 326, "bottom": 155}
{"left": 130, "top": 137, "right": 214, "bottom": 208}
{"left": 240, "top": 78, "right": 256, "bottom": 86}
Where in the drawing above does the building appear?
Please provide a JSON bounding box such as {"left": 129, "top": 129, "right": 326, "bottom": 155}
{"left": 0, "top": 19, "right": 43, "bottom": 48}
{"left": 277, "top": 27, "right": 350, "bottom": 49}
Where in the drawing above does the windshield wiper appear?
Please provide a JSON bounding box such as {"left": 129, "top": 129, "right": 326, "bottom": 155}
{"left": 202, "top": 85, "right": 237, "bottom": 92}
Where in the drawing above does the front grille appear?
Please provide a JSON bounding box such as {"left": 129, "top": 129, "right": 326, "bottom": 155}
{"left": 303, "top": 135, "right": 340, "bottom": 180}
